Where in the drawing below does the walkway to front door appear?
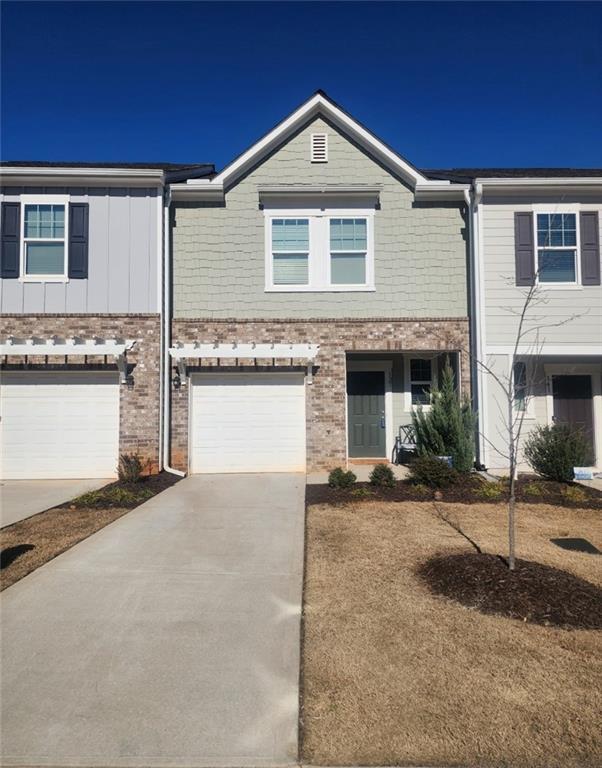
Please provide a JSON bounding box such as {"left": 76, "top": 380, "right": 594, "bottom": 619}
{"left": 347, "top": 370, "right": 387, "bottom": 458}
{"left": 0, "top": 474, "right": 305, "bottom": 767}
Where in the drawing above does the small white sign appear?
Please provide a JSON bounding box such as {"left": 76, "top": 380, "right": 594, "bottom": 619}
{"left": 573, "top": 467, "right": 594, "bottom": 481}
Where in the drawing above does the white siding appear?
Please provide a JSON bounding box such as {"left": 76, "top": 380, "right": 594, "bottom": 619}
{"left": 481, "top": 197, "right": 602, "bottom": 348}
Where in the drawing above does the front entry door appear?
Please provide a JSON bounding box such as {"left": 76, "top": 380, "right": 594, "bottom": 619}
{"left": 347, "top": 371, "right": 386, "bottom": 458}
{"left": 552, "top": 375, "right": 595, "bottom": 459}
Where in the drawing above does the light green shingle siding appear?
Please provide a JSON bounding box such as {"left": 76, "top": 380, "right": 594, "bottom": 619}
{"left": 172, "top": 117, "right": 468, "bottom": 319}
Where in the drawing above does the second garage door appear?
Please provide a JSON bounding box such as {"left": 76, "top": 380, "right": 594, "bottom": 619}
{"left": 190, "top": 372, "right": 306, "bottom": 473}
{"left": 0, "top": 371, "right": 120, "bottom": 480}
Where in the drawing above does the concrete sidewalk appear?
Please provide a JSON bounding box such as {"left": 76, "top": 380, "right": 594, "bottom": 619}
{"left": 0, "top": 473, "right": 305, "bottom": 767}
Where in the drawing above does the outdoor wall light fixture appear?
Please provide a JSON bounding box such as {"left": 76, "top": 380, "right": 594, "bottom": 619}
{"left": 172, "top": 367, "right": 182, "bottom": 390}
{"left": 125, "top": 373, "right": 135, "bottom": 390}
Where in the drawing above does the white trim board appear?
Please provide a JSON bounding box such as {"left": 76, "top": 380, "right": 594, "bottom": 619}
{"left": 486, "top": 345, "right": 602, "bottom": 356}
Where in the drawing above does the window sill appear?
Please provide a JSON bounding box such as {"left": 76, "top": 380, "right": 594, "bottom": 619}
{"left": 265, "top": 284, "right": 376, "bottom": 293}
{"left": 19, "top": 276, "right": 69, "bottom": 284}
{"left": 537, "top": 283, "right": 583, "bottom": 290}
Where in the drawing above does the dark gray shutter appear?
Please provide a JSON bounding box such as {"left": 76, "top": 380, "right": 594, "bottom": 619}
{"left": 580, "top": 211, "right": 600, "bottom": 286}
{"left": 514, "top": 212, "right": 535, "bottom": 286}
{"left": 68, "top": 203, "right": 89, "bottom": 279}
{"left": 1, "top": 202, "right": 21, "bottom": 278}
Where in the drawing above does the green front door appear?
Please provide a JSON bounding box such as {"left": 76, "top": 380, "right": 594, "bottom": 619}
{"left": 347, "top": 371, "right": 386, "bottom": 458}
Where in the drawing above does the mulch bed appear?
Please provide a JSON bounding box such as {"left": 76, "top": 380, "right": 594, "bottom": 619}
{"left": 0, "top": 471, "right": 180, "bottom": 591}
{"left": 306, "top": 474, "right": 602, "bottom": 510}
{"left": 418, "top": 552, "right": 602, "bottom": 630}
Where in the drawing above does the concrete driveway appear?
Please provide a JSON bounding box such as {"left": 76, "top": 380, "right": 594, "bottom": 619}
{"left": 0, "top": 473, "right": 305, "bottom": 767}
{"left": 1, "top": 478, "right": 110, "bottom": 528}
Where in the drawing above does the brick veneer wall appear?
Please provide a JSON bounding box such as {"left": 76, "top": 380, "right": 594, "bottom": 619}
{"left": 170, "top": 317, "right": 470, "bottom": 472}
{"left": 0, "top": 314, "right": 161, "bottom": 473}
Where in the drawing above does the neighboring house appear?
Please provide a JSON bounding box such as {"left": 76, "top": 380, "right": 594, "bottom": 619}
{"left": 165, "top": 92, "right": 471, "bottom": 474}
{"left": 451, "top": 169, "right": 601, "bottom": 470}
{"left": 0, "top": 161, "right": 213, "bottom": 479}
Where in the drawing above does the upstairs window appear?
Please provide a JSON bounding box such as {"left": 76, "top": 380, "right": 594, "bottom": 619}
{"left": 265, "top": 209, "right": 374, "bottom": 292}
{"left": 329, "top": 218, "right": 367, "bottom": 285}
{"left": 271, "top": 218, "right": 309, "bottom": 285}
{"left": 536, "top": 213, "right": 577, "bottom": 284}
{"left": 23, "top": 203, "right": 66, "bottom": 277}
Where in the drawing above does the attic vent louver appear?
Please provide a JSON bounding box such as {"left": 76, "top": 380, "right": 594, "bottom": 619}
{"left": 311, "top": 133, "right": 328, "bottom": 163}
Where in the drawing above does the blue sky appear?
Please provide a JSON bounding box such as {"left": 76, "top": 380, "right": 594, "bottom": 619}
{"left": 2, "top": 1, "right": 601, "bottom": 170}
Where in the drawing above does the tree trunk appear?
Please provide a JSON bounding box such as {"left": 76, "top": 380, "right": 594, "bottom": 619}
{"left": 508, "top": 477, "right": 516, "bottom": 570}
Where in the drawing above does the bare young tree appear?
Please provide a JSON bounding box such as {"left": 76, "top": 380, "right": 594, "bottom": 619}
{"left": 474, "top": 273, "right": 583, "bottom": 570}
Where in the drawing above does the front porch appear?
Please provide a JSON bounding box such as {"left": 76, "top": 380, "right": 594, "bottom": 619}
{"left": 345, "top": 350, "right": 462, "bottom": 466}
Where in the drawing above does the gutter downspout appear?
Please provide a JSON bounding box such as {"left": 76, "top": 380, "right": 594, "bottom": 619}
{"left": 162, "top": 186, "right": 185, "bottom": 477}
{"left": 468, "top": 182, "right": 488, "bottom": 469}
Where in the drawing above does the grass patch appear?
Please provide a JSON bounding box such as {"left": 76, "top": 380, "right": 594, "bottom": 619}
{"left": 302, "top": 499, "right": 602, "bottom": 767}
{"left": 1, "top": 472, "right": 180, "bottom": 591}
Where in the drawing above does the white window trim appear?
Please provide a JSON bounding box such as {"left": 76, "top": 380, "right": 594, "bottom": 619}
{"left": 543, "top": 363, "right": 602, "bottom": 469}
{"left": 264, "top": 207, "right": 375, "bottom": 292}
{"left": 532, "top": 207, "right": 581, "bottom": 289}
{"left": 19, "top": 195, "right": 70, "bottom": 283}
{"left": 404, "top": 354, "right": 438, "bottom": 412}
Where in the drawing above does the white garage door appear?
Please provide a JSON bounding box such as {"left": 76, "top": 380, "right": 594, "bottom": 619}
{"left": 0, "top": 371, "right": 120, "bottom": 479}
{"left": 190, "top": 373, "right": 306, "bottom": 473}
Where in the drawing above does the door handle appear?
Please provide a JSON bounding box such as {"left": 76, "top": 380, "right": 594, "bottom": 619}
{"left": 380, "top": 416, "right": 385, "bottom": 428}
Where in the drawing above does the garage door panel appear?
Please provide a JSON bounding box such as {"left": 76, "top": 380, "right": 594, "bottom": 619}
{"left": 0, "top": 372, "right": 120, "bottom": 479}
{"left": 191, "top": 373, "right": 306, "bottom": 474}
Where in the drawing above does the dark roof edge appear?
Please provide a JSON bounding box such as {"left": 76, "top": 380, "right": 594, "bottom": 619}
{"left": 423, "top": 168, "right": 602, "bottom": 182}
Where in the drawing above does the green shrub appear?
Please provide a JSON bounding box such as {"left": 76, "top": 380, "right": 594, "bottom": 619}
{"left": 409, "top": 455, "right": 459, "bottom": 488}
{"left": 369, "top": 463, "right": 396, "bottom": 488}
{"left": 522, "top": 481, "right": 544, "bottom": 497}
{"left": 350, "top": 486, "right": 372, "bottom": 499}
{"left": 411, "top": 360, "right": 476, "bottom": 473}
{"left": 117, "top": 453, "right": 144, "bottom": 483}
{"left": 328, "top": 467, "right": 357, "bottom": 489}
{"left": 73, "top": 484, "right": 154, "bottom": 509}
{"left": 477, "top": 481, "right": 504, "bottom": 500}
{"left": 524, "top": 424, "right": 593, "bottom": 483}
{"left": 561, "top": 485, "right": 587, "bottom": 504}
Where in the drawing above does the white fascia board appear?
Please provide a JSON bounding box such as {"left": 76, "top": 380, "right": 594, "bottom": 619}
{"left": 477, "top": 177, "right": 602, "bottom": 193}
{"left": 170, "top": 342, "right": 320, "bottom": 360}
{"left": 186, "top": 93, "right": 428, "bottom": 193}
{"left": 414, "top": 182, "right": 471, "bottom": 201}
{"left": 486, "top": 344, "right": 602, "bottom": 357}
{"left": 0, "top": 167, "right": 165, "bottom": 187}
{"left": 1, "top": 338, "right": 137, "bottom": 356}
{"left": 169, "top": 182, "right": 224, "bottom": 201}
{"left": 257, "top": 184, "right": 382, "bottom": 196}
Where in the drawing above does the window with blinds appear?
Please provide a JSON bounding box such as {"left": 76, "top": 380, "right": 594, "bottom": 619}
{"left": 271, "top": 218, "right": 309, "bottom": 285}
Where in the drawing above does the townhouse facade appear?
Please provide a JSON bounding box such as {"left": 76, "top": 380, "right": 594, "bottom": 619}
{"left": 468, "top": 171, "right": 602, "bottom": 470}
{"left": 0, "top": 162, "right": 212, "bottom": 479}
{"left": 1, "top": 93, "right": 600, "bottom": 479}
{"left": 165, "top": 93, "right": 471, "bottom": 473}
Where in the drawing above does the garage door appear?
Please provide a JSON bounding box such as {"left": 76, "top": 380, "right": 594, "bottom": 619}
{"left": 0, "top": 371, "right": 120, "bottom": 479}
{"left": 190, "top": 373, "right": 306, "bottom": 473}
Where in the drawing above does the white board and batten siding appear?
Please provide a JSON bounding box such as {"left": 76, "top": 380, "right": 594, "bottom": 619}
{"left": 190, "top": 373, "right": 306, "bottom": 474}
{"left": 0, "top": 371, "right": 120, "bottom": 479}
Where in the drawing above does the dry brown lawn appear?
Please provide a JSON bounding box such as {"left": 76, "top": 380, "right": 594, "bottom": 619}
{"left": 0, "top": 505, "right": 129, "bottom": 590}
{"left": 302, "top": 500, "right": 602, "bottom": 767}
